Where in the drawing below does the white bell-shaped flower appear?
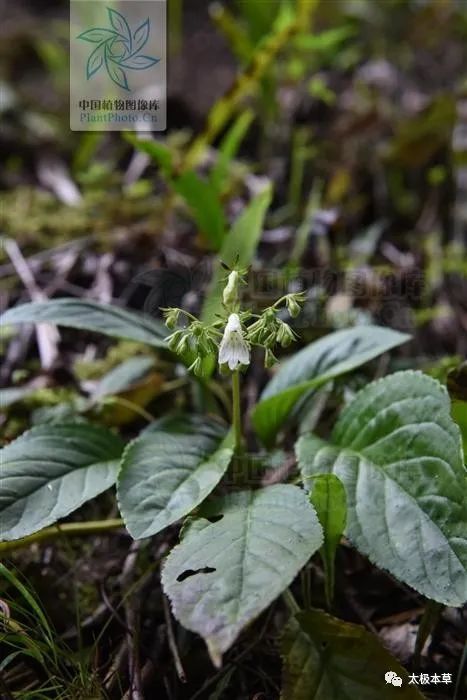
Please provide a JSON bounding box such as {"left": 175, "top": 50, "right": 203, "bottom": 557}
{"left": 218, "top": 313, "right": 250, "bottom": 371}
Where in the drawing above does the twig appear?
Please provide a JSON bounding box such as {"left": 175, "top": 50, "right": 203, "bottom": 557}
{"left": 0, "top": 519, "right": 124, "bottom": 554}
{"left": 0, "top": 237, "right": 91, "bottom": 278}
{"left": 122, "top": 543, "right": 144, "bottom": 700}
{"left": 3, "top": 237, "right": 59, "bottom": 369}
{"left": 104, "top": 639, "right": 128, "bottom": 693}
{"left": 0, "top": 672, "right": 15, "bottom": 700}
{"left": 36, "top": 156, "right": 82, "bottom": 206}
{"left": 261, "top": 456, "right": 297, "bottom": 486}
{"left": 100, "top": 583, "right": 132, "bottom": 635}
{"left": 190, "top": 606, "right": 274, "bottom": 700}
{"left": 162, "top": 593, "right": 186, "bottom": 683}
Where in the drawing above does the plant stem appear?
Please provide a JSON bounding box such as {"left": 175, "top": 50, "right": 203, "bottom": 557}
{"left": 0, "top": 519, "right": 124, "bottom": 554}
{"left": 101, "top": 396, "right": 155, "bottom": 423}
{"left": 414, "top": 600, "right": 443, "bottom": 667}
{"left": 282, "top": 588, "right": 300, "bottom": 615}
{"left": 231, "top": 370, "right": 242, "bottom": 454}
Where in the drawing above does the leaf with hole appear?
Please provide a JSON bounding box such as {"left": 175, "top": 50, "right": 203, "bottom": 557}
{"left": 1, "top": 298, "right": 167, "bottom": 349}
{"left": 252, "top": 325, "right": 410, "bottom": 445}
{"left": 0, "top": 423, "right": 124, "bottom": 541}
{"left": 281, "top": 609, "right": 425, "bottom": 699}
{"left": 296, "top": 371, "right": 467, "bottom": 606}
{"left": 162, "top": 484, "right": 323, "bottom": 667}
{"left": 117, "top": 415, "right": 233, "bottom": 539}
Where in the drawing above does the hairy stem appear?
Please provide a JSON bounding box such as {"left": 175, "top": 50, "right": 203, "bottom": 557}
{"left": 0, "top": 519, "right": 124, "bottom": 554}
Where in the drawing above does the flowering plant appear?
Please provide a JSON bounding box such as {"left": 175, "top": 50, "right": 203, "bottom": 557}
{"left": 1, "top": 259, "right": 465, "bottom": 682}
{"left": 162, "top": 266, "right": 306, "bottom": 454}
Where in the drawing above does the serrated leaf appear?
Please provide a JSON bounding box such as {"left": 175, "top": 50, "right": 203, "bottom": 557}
{"left": 296, "top": 371, "right": 467, "bottom": 606}
{"left": 309, "top": 474, "right": 346, "bottom": 606}
{"left": 77, "top": 28, "right": 118, "bottom": 43}
{"left": 117, "top": 416, "right": 233, "bottom": 539}
{"left": 162, "top": 484, "right": 323, "bottom": 667}
{"left": 1, "top": 299, "right": 167, "bottom": 349}
{"left": 281, "top": 609, "right": 425, "bottom": 699}
{"left": 252, "top": 326, "right": 410, "bottom": 445}
{"left": 0, "top": 423, "right": 124, "bottom": 541}
{"left": 119, "top": 54, "right": 159, "bottom": 70}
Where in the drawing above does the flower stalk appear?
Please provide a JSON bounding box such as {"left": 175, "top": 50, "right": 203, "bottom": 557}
{"left": 231, "top": 369, "right": 242, "bottom": 455}
{"left": 161, "top": 266, "right": 306, "bottom": 464}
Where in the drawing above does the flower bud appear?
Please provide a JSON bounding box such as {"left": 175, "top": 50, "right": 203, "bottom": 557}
{"left": 163, "top": 308, "right": 180, "bottom": 330}
{"left": 277, "top": 321, "right": 295, "bottom": 347}
{"left": 286, "top": 296, "right": 301, "bottom": 318}
{"left": 223, "top": 270, "right": 239, "bottom": 308}
{"left": 264, "top": 348, "right": 277, "bottom": 368}
{"left": 188, "top": 357, "right": 204, "bottom": 377}
{"left": 166, "top": 330, "right": 184, "bottom": 351}
{"left": 176, "top": 334, "right": 190, "bottom": 355}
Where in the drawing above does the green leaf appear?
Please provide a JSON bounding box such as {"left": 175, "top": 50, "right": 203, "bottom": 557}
{"left": 296, "top": 371, "right": 467, "bottom": 607}
{"left": 174, "top": 171, "right": 227, "bottom": 250}
{"left": 252, "top": 325, "right": 410, "bottom": 445}
{"left": 209, "top": 109, "right": 254, "bottom": 194}
{"left": 201, "top": 183, "right": 273, "bottom": 324}
{"left": 451, "top": 401, "right": 467, "bottom": 461}
{"left": 1, "top": 298, "right": 167, "bottom": 349}
{"left": 162, "top": 484, "right": 323, "bottom": 667}
{"left": 0, "top": 423, "right": 124, "bottom": 541}
{"left": 117, "top": 416, "right": 233, "bottom": 539}
{"left": 309, "top": 474, "right": 346, "bottom": 606}
{"left": 281, "top": 609, "right": 425, "bottom": 699}
{"left": 93, "top": 356, "right": 155, "bottom": 398}
{"left": 124, "top": 133, "right": 173, "bottom": 178}
{"left": 447, "top": 360, "right": 467, "bottom": 401}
